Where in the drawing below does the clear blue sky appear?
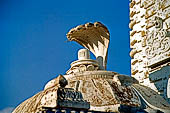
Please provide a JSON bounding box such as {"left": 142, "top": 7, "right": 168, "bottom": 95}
{"left": 0, "top": 0, "right": 130, "bottom": 110}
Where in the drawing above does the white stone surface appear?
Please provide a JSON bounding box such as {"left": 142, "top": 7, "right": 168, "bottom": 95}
{"left": 78, "top": 49, "right": 90, "bottom": 60}
{"left": 130, "top": 0, "right": 170, "bottom": 93}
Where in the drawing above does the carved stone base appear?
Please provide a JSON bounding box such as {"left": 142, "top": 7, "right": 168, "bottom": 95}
{"left": 57, "top": 88, "right": 90, "bottom": 110}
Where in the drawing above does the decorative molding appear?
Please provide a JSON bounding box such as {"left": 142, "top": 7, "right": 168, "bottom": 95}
{"left": 66, "top": 63, "right": 99, "bottom": 75}
{"left": 67, "top": 78, "right": 140, "bottom": 107}
{"left": 145, "top": 17, "right": 170, "bottom": 67}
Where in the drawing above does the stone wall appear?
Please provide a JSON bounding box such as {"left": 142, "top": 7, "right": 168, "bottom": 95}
{"left": 129, "top": 0, "right": 170, "bottom": 102}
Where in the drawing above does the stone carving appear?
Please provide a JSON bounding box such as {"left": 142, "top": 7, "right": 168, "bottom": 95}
{"left": 56, "top": 88, "right": 90, "bottom": 109}
{"left": 145, "top": 16, "right": 170, "bottom": 67}
{"left": 40, "top": 75, "right": 90, "bottom": 110}
{"left": 155, "top": 17, "right": 163, "bottom": 28}
{"left": 66, "top": 73, "right": 141, "bottom": 107}
{"left": 67, "top": 22, "right": 110, "bottom": 70}
{"left": 129, "top": 0, "right": 170, "bottom": 106}
{"left": 66, "top": 49, "right": 99, "bottom": 74}
{"left": 57, "top": 88, "right": 83, "bottom": 101}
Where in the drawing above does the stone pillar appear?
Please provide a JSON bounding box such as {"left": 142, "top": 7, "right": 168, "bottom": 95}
{"left": 129, "top": 0, "right": 170, "bottom": 102}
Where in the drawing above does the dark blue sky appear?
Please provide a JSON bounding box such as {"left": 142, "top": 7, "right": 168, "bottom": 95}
{"left": 0, "top": 0, "right": 130, "bottom": 110}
